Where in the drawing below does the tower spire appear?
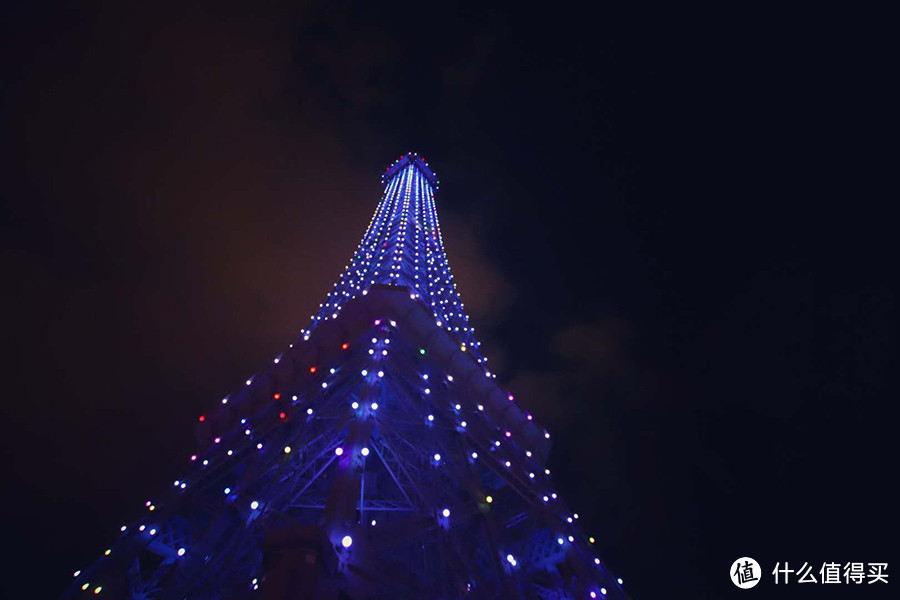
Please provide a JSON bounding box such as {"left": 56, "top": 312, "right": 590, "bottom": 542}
{"left": 306, "top": 152, "right": 485, "bottom": 366}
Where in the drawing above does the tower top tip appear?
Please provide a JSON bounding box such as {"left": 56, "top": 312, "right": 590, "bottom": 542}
{"left": 381, "top": 152, "right": 439, "bottom": 188}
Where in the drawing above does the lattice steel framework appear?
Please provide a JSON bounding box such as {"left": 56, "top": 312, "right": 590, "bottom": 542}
{"left": 62, "top": 154, "right": 628, "bottom": 600}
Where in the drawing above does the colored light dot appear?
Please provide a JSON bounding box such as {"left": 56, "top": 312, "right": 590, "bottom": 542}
{"left": 177, "top": 548, "right": 186, "bottom": 556}
{"left": 485, "top": 495, "right": 493, "bottom": 503}
{"left": 335, "top": 447, "right": 344, "bottom": 456}
{"left": 82, "top": 583, "right": 90, "bottom": 590}
{"left": 309, "top": 366, "right": 317, "bottom": 373}
{"left": 94, "top": 586, "right": 103, "bottom": 594}
{"left": 224, "top": 487, "right": 231, "bottom": 494}
{"left": 274, "top": 393, "right": 281, "bottom": 400}
{"left": 198, "top": 415, "right": 205, "bottom": 422}
{"left": 341, "top": 535, "right": 353, "bottom": 548}
{"left": 104, "top": 549, "right": 111, "bottom": 556}
{"left": 284, "top": 446, "right": 291, "bottom": 453}
{"left": 250, "top": 501, "right": 259, "bottom": 510}
{"left": 341, "top": 343, "right": 349, "bottom": 350}
{"left": 419, "top": 349, "right": 426, "bottom": 355}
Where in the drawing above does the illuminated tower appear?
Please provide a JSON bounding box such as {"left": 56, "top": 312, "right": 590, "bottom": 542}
{"left": 62, "top": 154, "right": 628, "bottom": 600}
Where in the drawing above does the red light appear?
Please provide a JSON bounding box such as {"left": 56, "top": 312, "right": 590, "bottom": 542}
{"left": 198, "top": 415, "right": 205, "bottom": 422}
{"left": 273, "top": 393, "right": 281, "bottom": 400}
{"left": 341, "top": 343, "right": 349, "bottom": 350}
{"left": 279, "top": 412, "right": 286, "bottom": 420}
{"left": 309, "top": 366, "right": 317, "bottom": 374}
{"left": 190, "top": 455, "right": 197, "bottom": 461}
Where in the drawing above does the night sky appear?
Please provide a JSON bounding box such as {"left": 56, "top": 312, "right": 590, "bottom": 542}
{"left": 1, "top": 2, "right": 894, "bottom": 599}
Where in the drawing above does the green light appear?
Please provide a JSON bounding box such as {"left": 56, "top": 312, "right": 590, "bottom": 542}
{"left": 419, "top": 348, "right": 426, "bottom": 355}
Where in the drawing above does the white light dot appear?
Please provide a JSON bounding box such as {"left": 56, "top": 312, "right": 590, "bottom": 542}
{"left": 361, "top": 447, "right": 370, "bottom": 456}
{"left": 433, "top": 453, "right": 441, "bottom": 461}
{"left": 177, "top": 548, "right": 186, "bottom": 556}
{"left": 250, "top": 500, "right": 259, "bottom": 510}
{"left": 341, "top": 535, "right": 353, "bottom": 548}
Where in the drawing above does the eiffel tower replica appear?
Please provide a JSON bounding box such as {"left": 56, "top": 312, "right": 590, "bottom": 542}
{"left": 63, "top": 154, "right": 628, "bottom": 600}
